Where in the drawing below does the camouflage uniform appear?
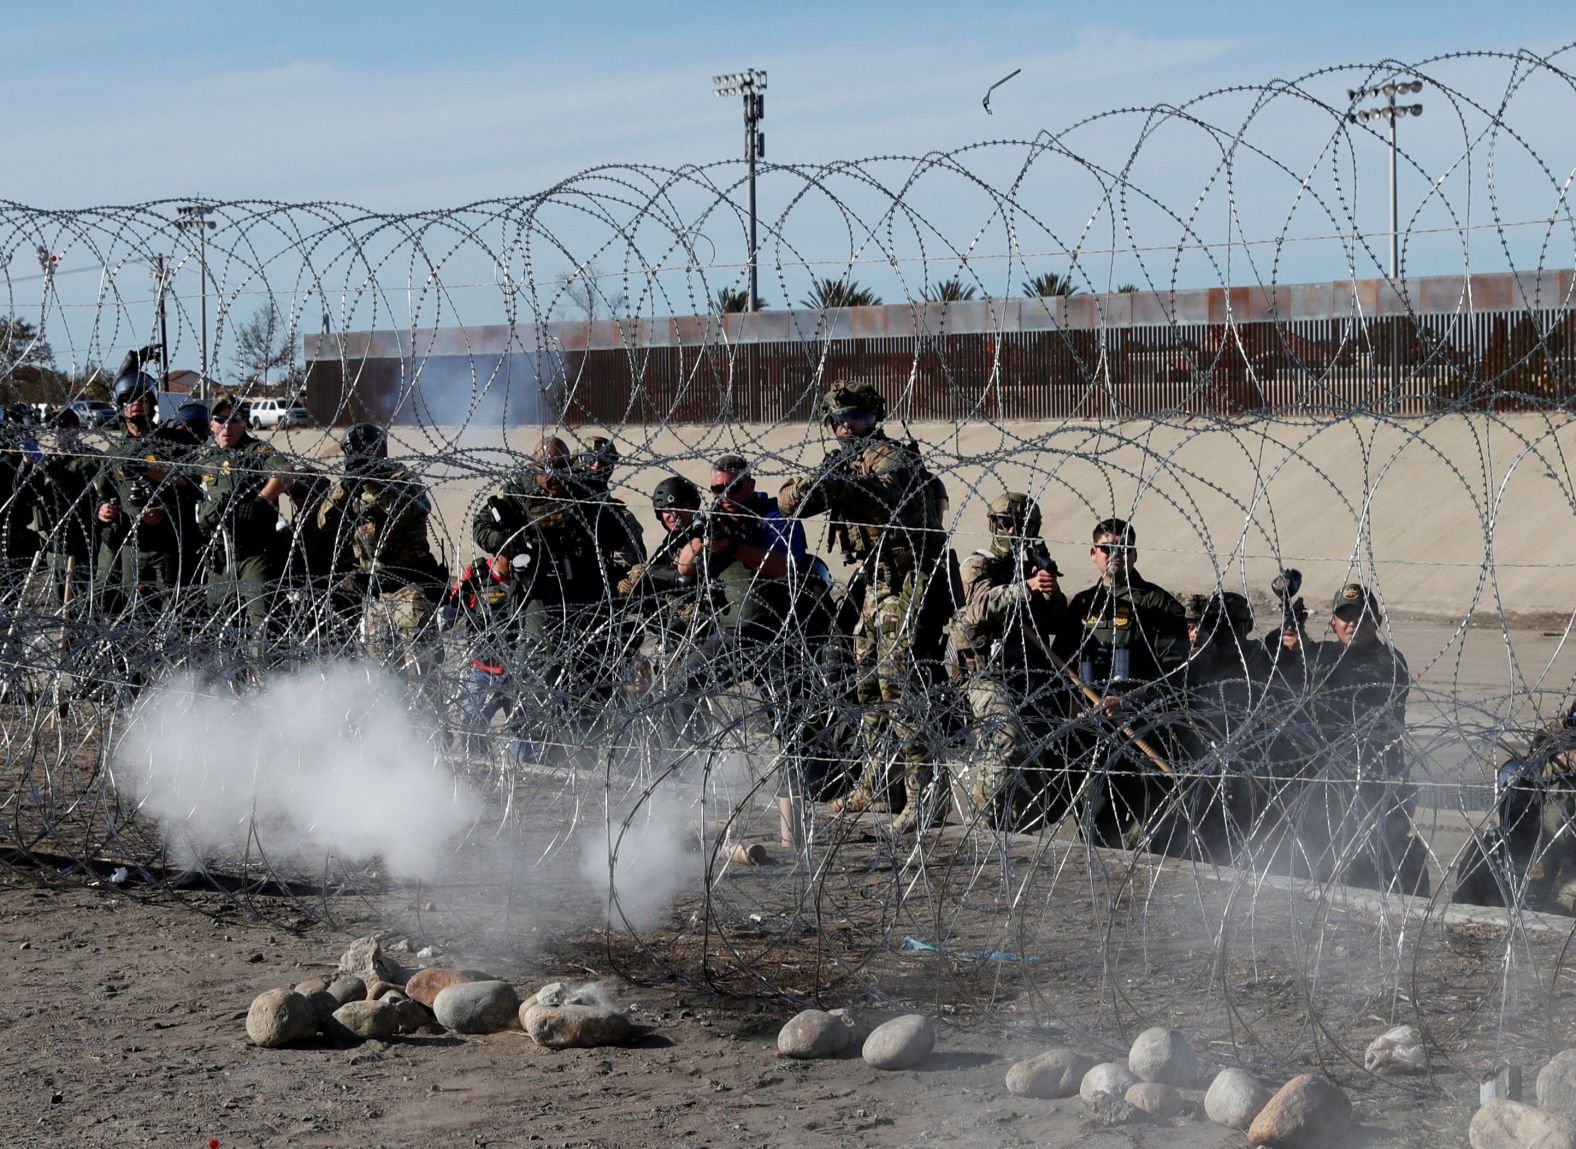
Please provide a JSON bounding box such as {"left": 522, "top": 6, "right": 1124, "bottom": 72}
{"left": 196, "top": 425, "right": 289, "bottom": 654}
{"left": 317, "top": 436, "right": 445, "bottom": 678}
{"left": 951, "top": 493, "right": 1070, "bottom": 830}
{"left": 91, "top": 430, "right": 187, "bottom": 617}
{"left": 278, "top": 467, "right": 359, "bottom": 658}
{"left": 1053, "top": 557, "right": 1189, "bottom": 846}
{"left": 778, "top": 380, "right": 950, "bottom": 830}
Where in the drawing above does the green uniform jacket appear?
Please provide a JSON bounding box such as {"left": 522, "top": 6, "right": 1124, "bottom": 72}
{"left": 1054, "top": 572, "right": 1189, "bottom": 694}
{"left": 197, "top": 434, "right": 289, "bottom": 587}
{"left": 471, "top": 476, "right": 637, "bottom": 616}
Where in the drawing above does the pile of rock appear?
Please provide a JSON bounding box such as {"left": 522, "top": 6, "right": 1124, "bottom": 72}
{"left": 775, "top": 1008, "right": 936, "bottom": 1070}
{"left": 1002, "top": 1026, "right": 1355, "bottom": 1143}
{"left": 245, "top": 936, "right": 637, "bottom": 1052}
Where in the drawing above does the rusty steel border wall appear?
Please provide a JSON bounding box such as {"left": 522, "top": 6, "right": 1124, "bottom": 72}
{"left": 302, "top": 269, "right": 1576, "bottom": 427}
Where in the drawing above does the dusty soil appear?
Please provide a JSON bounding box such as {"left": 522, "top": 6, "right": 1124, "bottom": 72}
{"left": 0, "top": 869, "right": 1469, "bottom": 1149}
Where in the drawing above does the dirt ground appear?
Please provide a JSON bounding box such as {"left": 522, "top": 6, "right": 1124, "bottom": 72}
{"left": 0, "top": 866, "right": 1473, "bottom": 1149}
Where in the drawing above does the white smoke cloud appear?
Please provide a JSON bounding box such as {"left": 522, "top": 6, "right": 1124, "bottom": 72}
{"left": 575, "top": 745, "right": 779, "bottom": 930}
{"left": 113, "top": 663, "right": 481, "bottom": 881}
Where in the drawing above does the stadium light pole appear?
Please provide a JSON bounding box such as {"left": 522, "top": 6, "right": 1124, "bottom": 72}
{"left": 175, "top": 204, "right": 217, "bottom": 399}
{"left": 713, "top": 69, "right": 766, "bottom": 312}
{"left": 1347, "top": 80, "right": 1424, "bottom": 280}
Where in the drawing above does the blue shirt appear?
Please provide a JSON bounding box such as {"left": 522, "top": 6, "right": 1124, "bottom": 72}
{"left": 742, "top": 492, "right": 806, "bottom": 566}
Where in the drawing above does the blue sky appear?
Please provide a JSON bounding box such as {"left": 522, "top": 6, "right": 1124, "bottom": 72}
{"left": 2, "top": 2, "right": 1572, "bottom": 368}
{"left": 6, "top": 1, "right": 1566, "bottom": 208}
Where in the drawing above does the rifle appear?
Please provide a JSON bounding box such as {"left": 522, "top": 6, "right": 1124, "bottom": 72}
{"left": 1012, "top": 609, "right": 1174, "bottom": 775}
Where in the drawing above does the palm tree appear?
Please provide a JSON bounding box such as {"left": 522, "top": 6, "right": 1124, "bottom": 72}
{"left": 923, "top": 278, "right": 977, "bottom": 302}
{"left": 714, "top": 287, "right": 764, "bottom": 313}
{"left": 1021, "top": 271, "right": 1081, "bottom": 298}
{"left": 1116, "top": 283, "right": 1139, "bottom": 294}
{"left": 801, "top": 277, "right": 882, "bottom": 309}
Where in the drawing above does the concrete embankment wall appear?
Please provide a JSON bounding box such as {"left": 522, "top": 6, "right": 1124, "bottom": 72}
{"left": 353, "top": 410, "right": 1576, "bottom": 626}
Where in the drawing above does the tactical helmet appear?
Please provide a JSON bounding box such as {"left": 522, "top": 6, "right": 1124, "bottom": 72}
{"left": 51, "top": 407, "right": 82, "bottom": 430}
{"left": 343, "top": 422, "right": 388, "bottom": 461}
{"left": 1183, "top": 593, "right": 1209, "bottom": 623}
{"left": 112, "top": 367, "right": 159, "bottom": 409}
{"left": 987, "top": 491, "right": 1042, "bottom": 539}
{"left": 821, "top": 378, "right": 886, "bottom": 423}
{"left": 652, "top": 475, "right": 702, "bottom": 516}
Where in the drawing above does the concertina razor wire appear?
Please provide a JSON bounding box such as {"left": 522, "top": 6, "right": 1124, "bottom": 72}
{"left": 1, "top": 43, "right": 1576, "bottom": 1090}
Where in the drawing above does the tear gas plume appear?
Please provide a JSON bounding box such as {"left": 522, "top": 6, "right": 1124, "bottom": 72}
{"left": 114, "top": 664, "right": 481, "bottom": 881}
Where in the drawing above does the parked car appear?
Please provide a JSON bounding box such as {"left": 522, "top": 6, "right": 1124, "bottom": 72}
{"left": 248, "top": 398, "right": 311, "bottom": 430}
{"left": 67, "top": 399, "right": 118, "bottom": 428}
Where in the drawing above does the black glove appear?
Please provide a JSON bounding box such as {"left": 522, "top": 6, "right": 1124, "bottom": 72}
{"left": 230, "top": 495, "right": 273, "bottom": 530}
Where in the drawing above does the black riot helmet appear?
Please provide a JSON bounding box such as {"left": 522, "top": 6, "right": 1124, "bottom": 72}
{"left": 343, "top": 422, "right": 388, "bottom": 467}
{"left": 111, "top": 346, "right": 160, "bottom": 412}
{"left": 174, "top": 400, "right": 211, "bottom": 442}
{"left": 651, "top": 475, "right": 702, "bottom": 522}
{"left": 112, "top": 367, "right": 159, "bottom": 409}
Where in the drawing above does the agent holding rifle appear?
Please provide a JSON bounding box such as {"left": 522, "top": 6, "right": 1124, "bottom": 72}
{"left": 951, "top": 492, "right": 1070, "bottom": 831}
{"left": 1051, "top": 517, "right": 1189, "bottom": 847}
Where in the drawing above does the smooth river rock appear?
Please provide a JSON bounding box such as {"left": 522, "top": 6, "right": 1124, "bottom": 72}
{"left": 1128, "top": 1026, "right": 1200, "bottom": 1086}
{"left": 332, "top": 999, "right": 399, "bottom": 1041}
{"left": 325, "top": 975, "right": 366, "bottom": 1005}
{"left": 1080, "top": 1062, "right": 1141, "bottom": 1105}
{"left": 1246, "top": 1074, "right": 1352, "bottom": 1147}
{"left": 777, "top": 1009, "right": 852, "bottom": 1059}
{"left": 1470, "top": 1099, "right": 1576, "bottom": 1149}
{"left": 432, "top": 980, "right": 520, "bottom": 1034}
{"left": 246, "top": 988, "right": 317, "bottom": 1049}
{"left": 1205, "top": 1067, "right": 1275, "bottom": 1130}
{"left": 1005, "top": 1048, "right": 1096, "bottom": 1099}
{"left": 1125, "top": 1081, "right": 1186, "bottom": 1118}
{"left": 405, "top": 967, "right": 475, "bottom": 1008}
{"left": 861, "top": 1014, "right": 936, "bottom": 1070}
{"left": 1539, "top": 1050, "right": 1576, "bottom": 1124}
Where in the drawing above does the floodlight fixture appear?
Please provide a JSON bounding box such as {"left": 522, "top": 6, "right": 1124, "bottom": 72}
{"left": 1346, "top": 78, "right": 1426, "bottom": 279}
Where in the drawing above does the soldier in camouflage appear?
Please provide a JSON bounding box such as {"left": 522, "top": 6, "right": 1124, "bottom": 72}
{"left": 778, "top": 378, "right": 951, "bottom": 834}
{"left": 317, "top": 422, "right": 446, "bottom": 682}
{"left": 951, "top": 492, "right": 1071, "bottom": 831}
{"left": 1052, "top": 517, "right": 1189, "bottom": 846}
{"left": 195, "top": 394, "right": 293, "bottom": 661}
